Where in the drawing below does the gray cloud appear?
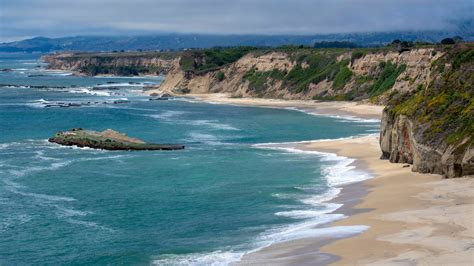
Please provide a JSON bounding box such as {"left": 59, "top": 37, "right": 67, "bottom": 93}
{"left": 0, "top": 0, "right": 472, "bottom": 42}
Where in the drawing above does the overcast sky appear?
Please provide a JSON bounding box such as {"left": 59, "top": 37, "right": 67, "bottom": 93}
{"left": 0, "top": 0, "right": 472, "bottom": 42}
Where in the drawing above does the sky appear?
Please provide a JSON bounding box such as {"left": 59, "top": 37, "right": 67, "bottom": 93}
{"left": 0, "top": 0, "right": 472, "bottom": 42}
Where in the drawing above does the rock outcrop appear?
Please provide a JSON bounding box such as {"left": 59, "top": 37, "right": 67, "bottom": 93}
{"left": 49, "top": 128, "right": 184, "bottom": 151}
{"left": 380, "top": 110, "right": 473, "bottom": 178}
{"left": 380, "top": 44, "right": 473, "bottom": 178}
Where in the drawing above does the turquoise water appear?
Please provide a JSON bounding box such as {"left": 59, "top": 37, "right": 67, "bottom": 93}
{"left": 0, "top": 54, "right": 378, "bottom": 265}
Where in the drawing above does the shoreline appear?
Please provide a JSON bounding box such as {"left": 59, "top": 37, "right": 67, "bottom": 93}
{"left": 183, "top": 93, "right": 473, "bottom": 265}
{"left": 182, "top": 93, "right": 384, "bottom": 120}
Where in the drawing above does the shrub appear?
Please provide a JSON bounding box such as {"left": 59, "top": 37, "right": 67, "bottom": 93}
{"left": 441, "top": 38, "right": 455, "bottom": 45}
{"left": 368, "top": 62, "right": 406, "bottom": 96}
{"left": 332, "top": 66, "right": 352, "bottom": 90}
{"left": 216, "top": 71, "right": 225, "bottom": 81}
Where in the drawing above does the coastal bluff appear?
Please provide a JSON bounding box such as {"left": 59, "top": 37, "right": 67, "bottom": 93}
{"left": 42, "top": 52, "right": 179, "bottom": 76}
{"left": 43, "top": 44, "right": 473, "bottom": 177}
{"left": 48, "top": 128, "right": 184, "bottom": 151}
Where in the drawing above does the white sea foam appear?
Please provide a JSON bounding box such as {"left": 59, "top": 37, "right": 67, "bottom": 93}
{"left": 152, "top": 250, "right": 244, "bottom": 266}
{"left": 6, "top": 186, "right": 76, "bottom": 202}
{"left": 94, "top": 82, "right": 151, "bottom": 88}
{"left": 152, "top": 224, "right": 369, "bottom": 266}
{"left": 275, "top": 203, "right": 342, "bottom": 219}
{"left": 149, "top": 111, "right": 239, "bottom": 131}
{"left": 283, "top": 107, "right": 380, "bottom": 124}
{"left": 68, "top": 88, "right": 111, "bottom": 96}
{"left": 186, "top": 132, "right": 224, "bottom": 145}
{"left": 188, "top": 120, "right": 239, "bottom": 131}
{"left": 65, "top": 218, "right": 114, "bottom": 232}
{"left": 40, "top": 70, "right": 73, "bottom": 76}
{"left": 148, "top": 110, "right": 188, "bottom": 120}
{"left": 8, "top": 161, "right": 71, "bottom": 178}
{"left": 53, "top": 205, "right": 92, "bottom": 217}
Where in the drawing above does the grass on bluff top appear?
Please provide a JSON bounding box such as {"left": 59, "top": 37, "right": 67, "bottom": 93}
{"left": 180, "top": 47, "right": 257, "bottom": 73}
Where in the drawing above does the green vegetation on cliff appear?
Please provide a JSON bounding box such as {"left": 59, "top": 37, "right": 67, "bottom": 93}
{"left": 242, "top": 50, "right": 356, "bottom": 95}
{"left": 388, "top": 44, "right": 473, "bottom": 146}
{"left": 80, "top": 65, "right": 163, "bottom": 76}
{"left": 180, "top": 47, "right": 257, "bottom": 73}
{"left": 369, "top": 61, "right": 407, "bottom": 97}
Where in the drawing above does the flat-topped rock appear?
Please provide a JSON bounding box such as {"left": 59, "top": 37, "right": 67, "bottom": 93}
{"left": 48, "top": 128, "right": 184, "bottom": 151}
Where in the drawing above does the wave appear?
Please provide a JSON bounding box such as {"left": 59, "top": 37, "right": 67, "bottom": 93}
{"left": 282, "top": 107, "right": 380, "bottom": 124}
{"left": 147, "top": 110, "right": 188, "bottom": 120}
{"left": 188, "top": 120, "right": 239, "bottom": 131}
{"left": 152, "top": 250, "right": 244, "bottom": 266}
{"left": 148, "top": 111, "right": 239, "bottom": 131}
{"left": 152, "top": 223, "right": 368, "bottom": 266}
{"left": 7, "top": 160, "right": 72, "bottom": 178}
{"left": 253, "top": 144, "right": 372, "bottom": 186}
{"left": 6, "top": 186, "right": 76, "bottom": 202}
{"left": 186, "top": 132, "right": 224, "bottom": 146}
{"left": 94, "top": 82, "right": 154, "bottom": 88}
{"left": 65, "top": 218, "right": 115, "bottom": 232}
{"left": 67, "top": 88, "right": 111, "bottom": 96}
{"left": 39, "top": 70, "right": 73, "bottom": 76}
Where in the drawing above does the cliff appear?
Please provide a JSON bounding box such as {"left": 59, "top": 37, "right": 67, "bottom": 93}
{"left": 156, "top": 47, "right": 441, "bottom": 104}
{"left": 42, "top": 52, "right": 179, "bottom": 76}
{"left": 380, "top": 44, "right": 473, "bottom": 177}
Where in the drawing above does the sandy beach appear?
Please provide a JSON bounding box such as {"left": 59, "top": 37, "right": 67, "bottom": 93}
{"left": 184, "top": 93, "right": 474, "bottom": 265}
{"left": 145, "top": 92, "right": 384, "bottom": 120}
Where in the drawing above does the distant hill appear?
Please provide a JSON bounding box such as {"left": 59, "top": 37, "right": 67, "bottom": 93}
{"left": 2, "top": 28, "right": 473, "bottom": 53}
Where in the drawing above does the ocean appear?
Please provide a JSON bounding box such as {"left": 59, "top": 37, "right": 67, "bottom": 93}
{"left": 0, "top": 53, "right": 379, "bottom": 265}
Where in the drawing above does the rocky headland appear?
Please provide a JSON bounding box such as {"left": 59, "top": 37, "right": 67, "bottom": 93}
{"left": 48, "top": 128, "right": 184, "bottom": 151}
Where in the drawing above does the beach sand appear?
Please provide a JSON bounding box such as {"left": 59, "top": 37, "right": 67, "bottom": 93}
{"left": 182, "top": 93, "right": 474, "bottom": 265}
{"left": 237, "top": 136, "right": 474, "bottom": 265}
{"left": 186, "top": 93, "right": 384, "bottom": 120}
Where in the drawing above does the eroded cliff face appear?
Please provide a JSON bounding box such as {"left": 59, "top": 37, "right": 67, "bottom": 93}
{"left": 160, "top": 52, "right": 296, "bottom": 97}
{"left": 42, "top": 52, "right": 178, "bottom": 75}
{"left": 158, "top": 48, "right": 441, "bottom": 103}
{"left": 380, "top": 110, "right": 473, "bottom": 178}
{"left": 379, "top": 45, "right": 473, "bottom": 178}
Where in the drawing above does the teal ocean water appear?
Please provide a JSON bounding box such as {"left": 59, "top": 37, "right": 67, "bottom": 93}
{"left": 0, "top": 53, "right": 378, "bottom": 265}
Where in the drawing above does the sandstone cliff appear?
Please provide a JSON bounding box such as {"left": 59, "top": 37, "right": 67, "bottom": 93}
{"left": 157, "top": 47, "right": 441, "bottom": 104}
{"left": 42, "top": 52, "right": 179, "bottom": 76}
{"left": 380, "top": 44, "right": 473, "bottom": 177}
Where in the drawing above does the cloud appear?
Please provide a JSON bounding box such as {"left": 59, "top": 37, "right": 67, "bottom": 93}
{"left": 0, "top": 0, "right": 472, "bottom": 42}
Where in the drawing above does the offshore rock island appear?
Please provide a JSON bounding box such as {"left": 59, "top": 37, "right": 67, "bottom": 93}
{"left": 48, "top": 128, "right": 185, "bottom": 151}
